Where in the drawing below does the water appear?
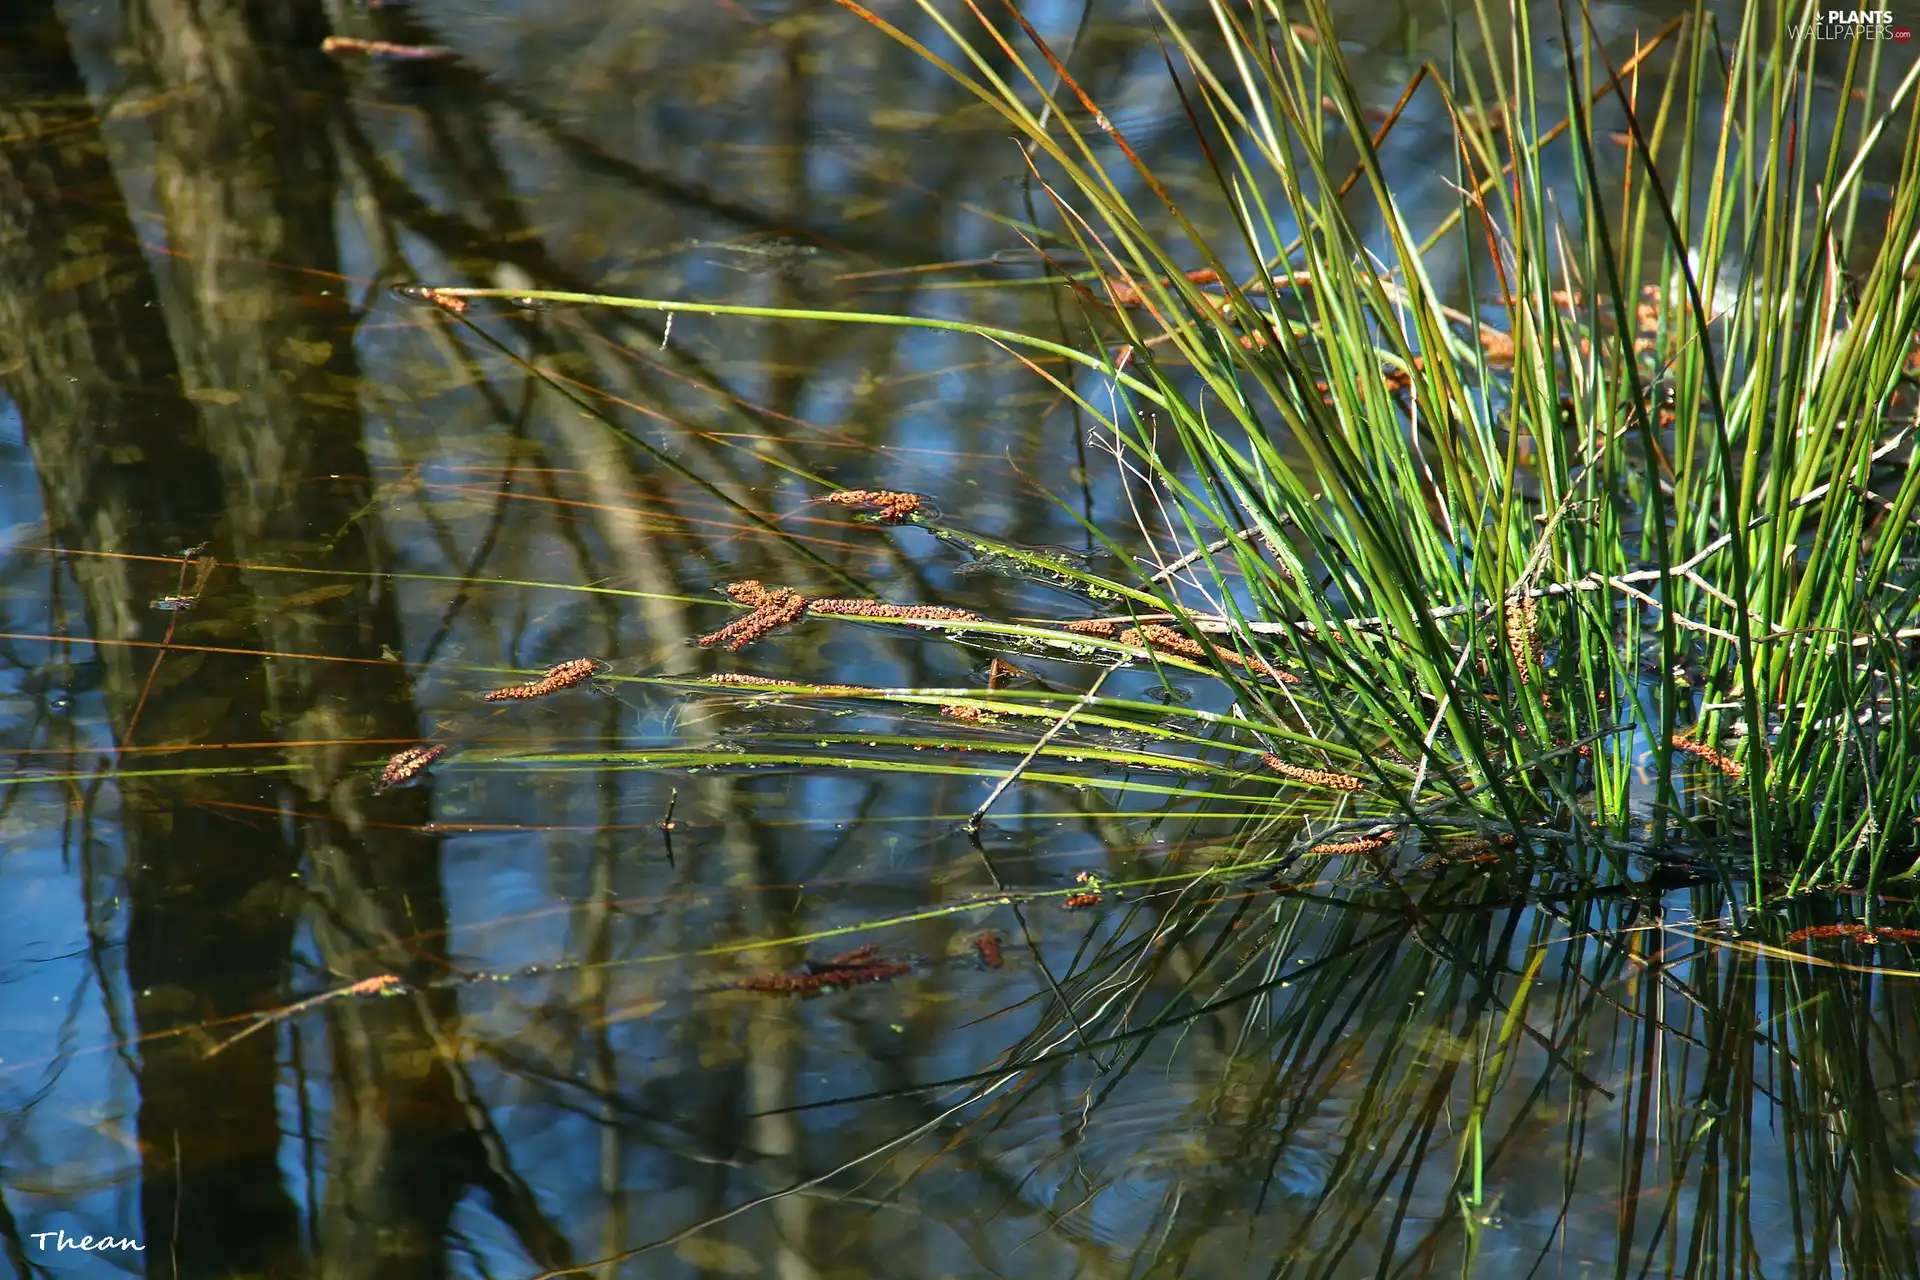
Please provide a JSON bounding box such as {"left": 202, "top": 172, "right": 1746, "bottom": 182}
{"left": 2, "top": 0, "right": 1918, "bottom": 1276}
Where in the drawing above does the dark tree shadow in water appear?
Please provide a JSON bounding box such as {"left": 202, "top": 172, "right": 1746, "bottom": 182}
{"left": 1, "top": 1, "right": 574, "bottom": 1275}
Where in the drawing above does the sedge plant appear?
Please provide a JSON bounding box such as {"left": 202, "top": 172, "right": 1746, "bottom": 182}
{"left": 432, "top": 0, "right": 1920, "bottom": 897}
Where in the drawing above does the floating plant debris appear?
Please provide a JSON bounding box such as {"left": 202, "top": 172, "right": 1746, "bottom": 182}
{"left": 821, "top": 488, "right": 931, "bottom": 523}
{"left": 1062, "top": 871, "right": 1107, "bottom": 908}
{"left": 1416, "top": 835, "right": 1514, "bottom": 870}
{"left": 1259, "top": 754, "right": 1363, "bottom": 791}
{"left": 931, "top": 530, "right": 1122, "bottom": 601}
{"left": 728, "top": 944, "right": 913, "bottom": 996}
{"left": 149, "top": 546, "right": 218, "bottom": 612}
{"left": 1672, "top": 735, "right": 1744, "bottom": 780}
{"left": 971, "top": 931, "right": 1004, "bottom": 969}
{"left": 482, "top": 657, "right": 608, "bottom": 702}
{"left": 1417, "top": 850, "right": 1504, "bottom": 871}
{"left": 986, "top": 658, "right": 1030, "bottom": 690}
{"left": 378, "top": 743, "right": 447, "bottom": 790}
{"left": 322, "top": 35, "right": 453, "bottom": 59}
{"left": 940, "top": 704, "right": 1000, "bottom": 724}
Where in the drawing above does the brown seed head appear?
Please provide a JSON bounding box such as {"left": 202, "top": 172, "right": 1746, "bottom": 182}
{"left": 821, "top": 489, "right": 929, "bottom": 523}
{"left": 483, "top": 657, "right": 607, "bottom": 701}
{"left": 808, "top": 598, "right": 981, "bottom": 622}
{"left": 1671, "top": 735, "right": 1744, "bottom": 780}
{"left": 378, "top": 743, "right": 448, "bottom": 790}
{"left": 699, "top": 583, "right": 809, "bottom": 652}
{"left": 1309, "top": 831, "right": 1397, "bottom": 856}
{"left": 1260, "top": 753, "right": 1363, "bottom": 791}
{"left": 1122, "top": 624, "right": 1299, "bottom": 683}
{"left": 1504, "top": 594, "right": 1541, "bottom": 683}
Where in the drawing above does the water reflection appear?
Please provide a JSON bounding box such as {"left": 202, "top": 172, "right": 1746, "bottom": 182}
{"left": 0, "top": 0, "right": 1915, "bottom": 1276}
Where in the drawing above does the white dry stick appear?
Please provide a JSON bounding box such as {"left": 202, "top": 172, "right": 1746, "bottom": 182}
{"left": 967, "top": 662, "right": 1123, "bottom": 836}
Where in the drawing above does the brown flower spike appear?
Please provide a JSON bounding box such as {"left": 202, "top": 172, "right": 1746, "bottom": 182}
{"left": 1309, "top": 831, "right": 1397, "bottom": 856}
{"left": 483, "top": 658, "right": 608, "bottom": 702}
{"left": 697, "top": 581, "right": 810, "bottom": 651}
{"left": 1260, "top": 754, "right": 1363, "bottom": 791}
{"left": 1504, "top": 595, "right": 1541, "bottom": 683}
{"left": 821, "top": 489, "right": 929, "bottom": 523}
{"left": 698, "top": 582, "right": 981, "bottom": 653}
{"left": 808, "top": 598, "right": 981, "bottom": 622}
{"left": 701, "top": 673, "right": 874, "bottom": 696}
{"left": 1060, "top": 617, "right": 1296, "bottom": 682}
{"left": 1122, "top": 624, "right": 1298, "bottom": 684}
{"left": 1672, "top": 735, "right": 1744, "bottom": 780}
{"left": 378, "top": 743, "right": 448, "bottom": 790}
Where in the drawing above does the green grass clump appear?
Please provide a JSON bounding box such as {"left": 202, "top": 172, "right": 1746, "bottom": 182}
{"left": 442, "top": 0, "right": 1920, "bottom": 896}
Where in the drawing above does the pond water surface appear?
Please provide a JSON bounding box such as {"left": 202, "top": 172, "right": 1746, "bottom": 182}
{"left": 3, "top": 1, "right": 1919, "bottom": 1277}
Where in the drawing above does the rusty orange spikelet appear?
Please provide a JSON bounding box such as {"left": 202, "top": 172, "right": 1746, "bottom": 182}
{"left": 1309, "top": 831, "right": 1397, "bottom": 856}
{"left": 1260, "top": 753, "right": 1363, "bottom": 791}
{"left": 821, "top": 489, "right": 930, "bottom": 523}
{"left": 1504, "top": 595, "right": 1541, "bottom": 683}
{"left": 699, "top": 581, "right": 979, "bottom": 652}
{"left": 483, "top": 657, "right": 607, "bottom": 702}
{"left": 378, "top": 743, "right": 447, "bottom": 790}
{"left": 808, "top": 598, "right": 981, "bottom": 622}
{"left": 972, "top": 931, "right": 1004, "bottom": 969}
{"left": 1123, "top": 623, "right": 1298, "bottom": 684}
{"left": 1784, "top": 923, "right": 1920, "bottom": 945}
{"left": 1063, "top": 617, "right": 1122, "bottom": 637}
{"left": 697, "top": 581, "right": 810, "bottom": 651}
{"left": 1672, "top": 735, "right": 1744, "bottom": 780}
{"left": 700, "top": 672, "right": 874, "bottom": 696}
{"left": 940, "top": 704, "right": 1000, "bottom": 724}
{"left": 1062, "top": 892, "right": 1104, "bottom": 910}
